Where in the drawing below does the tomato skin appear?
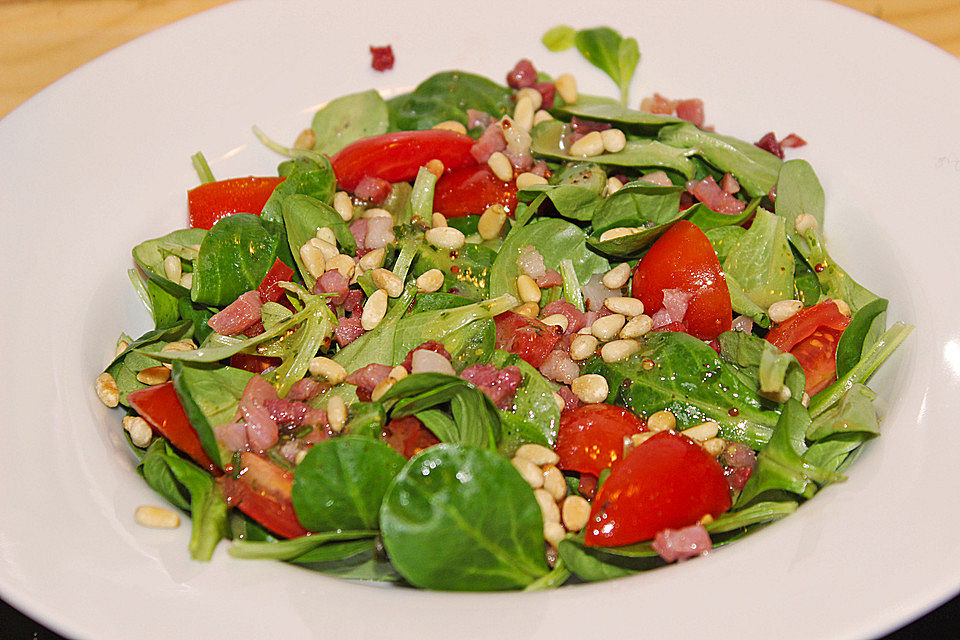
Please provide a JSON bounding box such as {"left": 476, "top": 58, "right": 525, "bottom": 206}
{"left": 555, "top": 404, "right": 646, "bottom": 477}
{"left": 493, "top": 311, "right": 562, "bottom": 368}
{"left": 584, "top": 430, "right": 731, "bottom": 547}
{"left": 256, "top": 258, "right": 295, "bottom": 303}
{"left": 187, "top": 176, "right": 285, "bottom": 229}
{"left": 766, "top": 300, "right": 851, "bottom": 395}
{"left": 127, "top": 382, "right": 219, "bottom": 474}
{"left": 631, "top": 220, "right": 732, "bottom": 341}
{"left": 331, "top": 130, "right": 477, "bottom": 191}
{"left": 382, "top": 416, "right": 440, "bottom": 459}
{"left": 433, "top": 165, "right": 518, "bottom": 217}
{"left": 220, "top": 452, "right": 308, "bottom": 539}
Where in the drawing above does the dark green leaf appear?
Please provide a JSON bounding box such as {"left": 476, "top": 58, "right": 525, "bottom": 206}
{"left": 311, "top": 89, "right": 389, "bottom": 155}
{"left": 282, "top": 194, "right": 357, "bottom": 289}
{"left": 388, "top": 71, "right": 513, "bottom": 131}
{"left": 835, "top": 298, "right": 888, "bottom": 378}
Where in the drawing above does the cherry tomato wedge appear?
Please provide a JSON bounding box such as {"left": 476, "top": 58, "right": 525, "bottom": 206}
{"left": 554, "top": 404, "right": 646, "bottom": 477}
{"left": 219, "top": 452, "right": 308, "bottom": 539}
{"left": 585, "top": 430, "right": 731, "bottom": 547}
{"left": 434, "top": 165, "right": 518, "bottom": 217}
{"left": 331, "top": 130, "right": 477, "bottom": 192}
{"left": 256, "top": 258, "right": 295, "bottom": 303}
{"left": 631, "top": 220, "right": 732, "bottom": 341}
{"left": 127, "top": 382, "right": 219, "bottom": 474}
{"left": 187, "top": 176, "right": 285, "bottom": 229}
{"left": 382, "top": 416, "right": 440, "bottom": 459}
{"left": 493, "top": 311, "right": 562, "bottom": 368}
{"left": 766, "top": 300, "right": 850, "bottom": 395}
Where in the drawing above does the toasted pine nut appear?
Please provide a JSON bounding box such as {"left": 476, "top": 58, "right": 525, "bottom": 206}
{"left": 534, "top": 488, "right": 561, "bottom": 524}
{"left": 569, "top": 334, "right": 599, "bottom": 361}
{"left": 333, "top": 191, "right": 354, "bottom": 222}
{"left": 512, "top": 456, "right": 545, "bottom": 489}
{"left": 561, "top": 495, "right": 591, "bottom": 532}
{"left": 647, "top": 410, "right": 676, "bottom": 432}
{"left": 515, "top": 172, "right": 548, "bottom": 190}
{"left": 801, "top": 392, "right": 810, "bottom": 407}
{"left": 309, "top": 356, "right": 348, "bottom": 384}
{"left": 316, "top": 227, "right": 338, "bottom": 248}
{"left": 371, "top": 268, "right": 404, "bottom": 298}
{"left": 555, "top": 73, "right": 578, "bottom": 104}
{"left": 516, "top": 443, "right": 560, "bottom": 466}
{"left": 431, "top": 212, "right": 447, "bottom": 228}
{"left": 371, "top": 377, "right": 395, "bottom": 402}
{"left": 432, "top": 120, "right": 467, "bottom": 134}
{"left": 115, "top": 338, "right": 130, "bottom": 358}
{"left": 834, "top": 298, "right": 851, "bottom": 317}
{"left": 361, "top": 207, "right": 393, "bottom": 219}
{"left": 602, "top": 263, "right": 632, "bottom": 289}
{"left": 361, "top": 289, "right": 388, "bottom": 330}
{"left": 123, "top": 416, "right": 153, "bottom": 448}
{"left": 516, "top": 275, "right": 541, "bottom": 303}
{"left": 425, "top": 159, "right": 445, "bottom": 177}
{"left": 604, "top": 296, "right": 644, "bottom": 317}
{"left": 630, "top": 432, "right": 656, "bottom": 448}
{"left": 542, "top": 464, "right": 567, "bottom": 501}
{"left": 326, "top": 254, "right": 355, "bottom": 280}
{"left": 424, "top": 226, "right": 465, "bottom": 251}
{"left": 702, "top": 437, "right": 726, "bottom": 457}
{"left": 179, "top": 273, "right": 193, "bottom": 289}
{"left": 309, "top": 237, "right": 338, "bottom": 261}
{"left": 544, "top": 521, "right": 566, "bottom": 548}
{"left": 592, "top": 313, "right": 626, "bottom": 340}
{"left": 553, "top": 392, "right": 565, "bottom": 411}
{"left": 600, "top": 339, "right": 640, "bottom": 363}
{"left": 542, "top": 313, "right": 569, "bottom": 332}
{"left": 299, "top": 243, "right": 326, "bottom": 278}
{"left": 600, "top": 128, "right": 627, "bottom": 153}
{"left": 620, "top": 314, "right": 654, "bottom": 339}
{"left": 358, "top": 247, "right": 385, "bottom": 271}
{"left": 135, "top": 505, "right": 179, "bottom": 529}
{"left": 516, "top": 87, "right": 543, "bottom": 111}
{"left": 162, "top": 255, "right": 182, "bottom": 282}
{"left": 794, "top": 213, "right": 818, "bottom": 234}
{"left": 478, "top": 205, "right": 508, "bottom": 240}
{"left": 327, "top": 395, "right": 347, "bottom": 432}
{"left": 604, "top": 176, "right": 624, "bottom": 196}
{"left": 599, "top": 226, "right": 642, "bottom": 242}
{"left": 161, "top": 339, "right": 196, "bottom": 353}
{"left": 294, "top": 128, "right": 316, "bottom": 150}
{"left": 684, "top": 420, "right": 720, "bottom": 442}
{"left": 569, "top": 131, "right": 603, "bottom": 158}
{"left": 533, "top": 109, "right": 554, "bottom": 126}
{"left": 514, "top": 302, "right": 539, "bottom": 318}
{"left": 294, "top": 450, "right": 308, "bottom": 466}
{"left": 137, "top": 366, "right": 170, "bottom": 386}
{"left": 389, "top": 366, "right": 408, "bottom": 382}
{"left": 571, "top": 374, "right": 609, "bottom": 404}
{"left": 95, "top": 372, "right": 120, "bottom": 407}
{"left": 513, "top": 95, "right": 535, "bottom": 131}
{"left": 768, "top": 299, "right": 804, "bottom": 323}
{"left": 416, "top": 268, "right": 444, "bottom": 292}
{"left": 487, "top": 151, "right": 514, "bottom": 182}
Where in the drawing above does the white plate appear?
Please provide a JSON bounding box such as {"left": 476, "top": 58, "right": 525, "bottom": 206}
{"left": 1, "top": 1, "right": 958, "bottom": 638}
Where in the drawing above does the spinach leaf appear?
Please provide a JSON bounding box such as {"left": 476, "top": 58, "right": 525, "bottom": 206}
{"left": 720, "top": 208, "right": 795, "bottom": 309}
{"left": 132, "top": 228, "right": 207, "bottom": 299}
{"left": 282, "top": 194, "right": 357, "bottom": 289}
{"left": 806, "top": 383, "right": 879, "bottom": 442}
{"left": 491, "top": 351, "right": 561, "bottom": 456}
{"left": 572, "top": 27, "right": 640, "bottom": 105}
{"left": 379, "top": 444, "right": 549, "bottom": 590}
{"left": 774, "top": 159, "right": 824, "bottom": 256}
{"left": 557, "top": 535, "right": 656, "bottom": 581}
{"left": 716, "top": 330, "right": 805, "bottom": 400}
{"left": 590, "top": 182, "right": 684, "bottom": 234}
{"left": 311, "top": 89, "right": 389, "bottom": 155}
{"left": 229, "top": 529, "right": 378, "bottom": 560}
{"left": 686, "top": 198, "right": 759, "bottom": 232}
{"left": 551, "top": 95, "right": 682, "bottom": 134}
{"left": 517, "top": 183, "right": 600, "bottom": 222}
{"left": 190, "top": 213, "right": 282, "bottom": 307}
{"left": 343, "top": 402, "right": 386, "bottom": 439}
{"left": 706, "top": 500, "right": 798, "bottom": 534}
{"left": 295, "top": 539, "right": 401, "bottom": 581}
{"left": 542, "top": 25, "right": 576, "bottom": 52}
{"left": 388, "top": 71, "right": 513, "bottom": 131}
{"left": 292, "top": 436, "right": 406, "bottom": 531}
{"left": 835, "top": 297, "right": 888, "bottom": 377}
{"left": 411, "top": 241, "right": 496, "bottom": 300}
{"left": 261, "top": 157, "right": 336, "bottom": 224}
{"left": 138, "top": 439, "right": 191, "bottom": 510}
{"left": 796, "top": 224, "right": 880, "bottom": 314}
{"left": 658, "top": 123, "right": 781, "bottom": 198}
{"left": 410, "top": 292, "right": 474, "bottom": 314}
{"left": 105, "top": 321, "right": 193, "bottom": 406}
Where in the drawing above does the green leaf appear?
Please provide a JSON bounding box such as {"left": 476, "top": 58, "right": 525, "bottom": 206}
{"left": 411, "top": 241, "right": 496, "bottom": 300}
{"left": 491, "top": 351, "right": 561, "bottom": 456}
{"left": 517, "top": 183, "right": 600, "bottom": 222}
{"left": 282, "top": 194, "right": 357, "bottom": 289}
{"left": 132, "top": 228, "right": 207, "bottom": 299}
{"left": 717, "top": 330, "right": 806, "bottom": 401}
{"left": 311, "top": 89, "right": 389, "bottom": 155}
{"left": 542, "top": 25, "right": 576, "bottom": 51}
{"left": 573, "top": 27, "right": 640, "bottom": 105}
{"left": 343, "top": 402, "right": 387, "bottom": 439}
{"left": 775, "top": 159, "right": 824, "bottom": 256}
{"left": 806, "top": 383, "right": 880, "bottom": 442}
{"left": 105, "top": 321, "right": 193, "bottom": 406}
{"left": 551, "top": 96, "right": 681, "bottom": 134}
{"left": 590, "top": 181, "right": 684, "bottom": 235}
{"left": 387, "top": 71, "right": 513, "bottom": 131}
{"left": 261, "top": 156, "right": 336, "bottom": 224}
{"left": 720, "top": 208, "right": 795, "bottom": 309}
{"left": 229, "top": 529, "right": 378, "bottom": 560}
{"left": 835, "top": 298, "right": 889, "bottom": 377}
{"left": 380, "top": 444, "right": 549, "bottom": 590}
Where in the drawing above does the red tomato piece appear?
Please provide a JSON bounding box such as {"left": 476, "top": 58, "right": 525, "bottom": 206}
{"left": 765, "top": 300, "right": 850, "bottom": 351}
{"left": 219, "top": 452, "right": 308, "bottom": 539}
{"left": 381, "top": 416, "right": 440, "bottom": 459}
{"left": 631, "top": 220, "right": 732, "bottom": 341}
{"left": 493, "top": 311, "right": 562, "bottom": 368}
{"left": 433, "top": 164, "right": 519, "bottom": 217}
{"left": 585, "top": 430, "right": 731, "bottom": 547}
{"left": 331, "top": 130, "right": 477, "bottom": 192}
{"left": 766, "top": 300, "right": 851, "bottom": 395}
{"left": 256, "top": 258, "right": 295, "bottom": 303}
{"left": 554, "top": 404, "right": 646, "bottom": 477}
{"left": 187, "top": 176, "right": 285, "bottom": 230}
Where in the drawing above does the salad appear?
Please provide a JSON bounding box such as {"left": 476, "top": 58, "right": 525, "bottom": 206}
{"left": 94, "top": 25, "right": 912, "bottom": 591}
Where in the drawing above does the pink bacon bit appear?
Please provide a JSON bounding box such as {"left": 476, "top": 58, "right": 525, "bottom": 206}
{"left": 652, "top": 524, "right": 713, "bottom": 562}
{"left": 460, "top": 363, "right": 523, "bottom": 409}
{"left": 354, "top": 175, "right": 391, "bottom": 204}
{"left": 208, "top": 290, "right": 264, "bottom": 336}
{"left": 346, "top": 363, "right": 393, "bottom": 401}
{"left": 687, "top": 176, "right": 746, "bottom": 215}
{"left": 369, "top": 45, "right": 394, "bottom": 71}
{"left": 334, "top": 316, "right": 365, "bottom": 347}
{"left": 542, "top": 300, "right": 586, "bottom": 335}
{"left": 506, "top": 59, "right": 538, "bottom": 89}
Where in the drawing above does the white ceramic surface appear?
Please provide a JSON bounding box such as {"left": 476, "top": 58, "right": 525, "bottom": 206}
{"left": 1, "top": 1, "right": 958, "bottom": 638}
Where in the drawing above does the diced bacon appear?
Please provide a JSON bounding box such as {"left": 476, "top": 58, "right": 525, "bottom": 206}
{"left": 679, "top": 191, "right": 695, "bottom": 210}
{"left": 470, "top": 123, "right": 507, "bottom": 164}
{"left": 640, "top": 93, "right": 678, "bottom": 114}
{"left": 578, "top": 473, "right": 598, "bottom": 499}
{"left": 334, "top": 316, "right": 365, "bottom": 347}
{"left": 342, "top": 288, "right": 364, "bottom": 316}
{"left": 315, "top": 269, "right": 349, "bottom": 305}
{"left": 369, "top": 45, "right": 394, "bottom": 71}
{"left": 538, "top": 349, "right": 580, "bottom": 384}
{"left": 722, "top": 442, "right": 757, "bottom": 469}
{"left": 533, "top": 81, "right": 555, "bottom": 110}
{"left": 688, "top": 176, "right": 746, "bottom": 214}
{"left": 725, "top": 465, "right": 753, "bottom": 490}
{"left": 349, "top": 219, "right": 367, "bottom": 248}
{"left": 467, "top": 109, "right": 494, "bottom": 130}
{"left": 401, "top": 340, "right": 451, "bottom": 371}
{"left": 557, "top": 385, "right": 582, "bottom": 412}
{"left": 780, "top": 133, "right": 806, "bottom": 148}
{"left": 238, "top": 375, "right": 280, "bottom": 452}
{"left": 354, "top": 175, "right": 392, "bottom": 203}
{"left": 264, "top": 398, "right": 326, "bottom": 430}
{"left": 570, "top": 117, "right": 611, "bottom": 134}
{"left": 651, "top": 288, "right": 692, "bottom": 329}
{"left": 517, "top": 245, "right": 547, "bottom": 278}
{"left": 530, "top": 160, "right": 550, "bottom": 177}
{"left": 365, "top": 216, "right": 395, "bottom": 250}
{"left": 536, "top": 269, "right": 562, "bottom": 288}
{"left": 460, "top": 363, "right": 498, "bottom": 388}
{"left": 720, "top": 173, "right": 741, "bottom": 195}
{"left": 640, "top": 170, "right": 673, "bottom": 186}
{"left": 241, "top": 320, "right": 265, "bottom": 338}
{"left": 503, "top": 146, "right": 534, "bottom": 172}
{"left": 675, "top": 99, "right": 705, "bottom": 127}
{"left": 652, "top": 525, "right": 713, "bottom": 562}
{"left": 731, "top": 315, "right": 754, "bottom": 334}
{"left": 542, "top": 300, "right": 587, "bottom": 335}
{"left": 506, "top": 58, "right": 538, "bottom": 89}
{"left": 461, "top": 364, "right": 523, "bottom": 409}
{"left": 287, "top": 378, "right": 322, "bottom": 402}
{"left": 346, "top": 363, "right": 393, "bottom": 396}
{"left": 303, "top": 424, "right": 337, "bottom": 445}
{"left": 279, "top": 441, "right": 306, "bottom": 465}
{"left": 208, "top": 291, "right": 264, "bottom": 336}
{"left": 214, "top": 421, "right": 248, "bottom": 452}
{"left": 754, "top": 132, "right": 784, "bottom": 159}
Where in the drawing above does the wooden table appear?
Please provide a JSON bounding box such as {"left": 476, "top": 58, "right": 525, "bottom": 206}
{"left": 1, "top": 0, "right": 958, "bottom": 119}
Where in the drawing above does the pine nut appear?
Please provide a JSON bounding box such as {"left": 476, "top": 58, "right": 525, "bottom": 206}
{"left": 478, "top": 205, "right": 508, "bottom": 240}
{"left": 389, "top": 366, "right": 408, "bottom": 381}
{"left": 425, "top": 159, "right": 445, "bottom": 177}
{"left": 309, "top": 237, "right": 338, "bottom": 261}
{"left": 533, "top": 109, "right": 554, "bottom": 126}
{"left": 542, "top": 313, "right": 569, "bottom": 332}
{"left": 553, "top": 392, "right": 565, "bottom": 411}
{"left": 515, "top": 172, "right": 548, "bottom": 190}
{"left": 326, "top": 395, "right": 347, "bottom": 432}
{"left": 569, "top": 131, "right": 603, "bottom": 158}
{"left": 801, "top": 392, "right": 810, "bottom": 407}
{"left": 424, "top": 226, "right": 465, "bottom": 251}
{"left": 326, "top": 254, "right": 355, "bottom": 280}
{"left": 432, "top": 120, "right": 467, "bottom": 134}
{"left": 358, "top": 247, "right": 386, "bottom": 271}
{"left": 600, "top": 339, "right": 639, "bottom": 363}
{"left": 592, "top": 313, "right": 626, "bottom": 340}
{"left": 569, "top": 334, "right": 599, "bottom": 361}
{"left": 161, "top": 339, "right": 196, "bottom": 353}
{"left": 135, "top": 505, "right": 179, "bottom": 529}
{"left": 516, "top": 443, "right": 560, "bottom": 466}
{"left": 361, "top": 207, "right": 393, "bottom": 219}
{"left": 514, "top": 302, "right": 539, "bottom": 318}
{"left": 162, "top": 255, "right": 182, "bottom": 282}
{"left": 684, "top": 420, "right": 720, "bottom": 442}
{"left": 561, "top": 495, "right": 591, "bottom": 532}
{"left": 768, "top": 299, "right": 804, "bottom": 323}
{"left": 555, "top": 73, "right": 578, "bottom": 104}
{"left": 602, "top": 263, "right": 632, "bottom": 289}
{"left": 115, "top": 338, "right": 130, "bottom": 358}
{"left": 299, "top": 242, "right": 326, "bottom": 279}
{"left": 534, "top": 488, "right": 561, "bottom": 524}
{"left": 371, "top": 377, "right": 395, "bottom": 401}
{"left": 698, "top": 513, "right": 715, "bottom": 526}
{"left": 571, "top": 374, "right": 609, "bottom": 404}
{"left": 361, "top": 289, "right": 388, "bottom": 330}
{"left": 620, "top": 314, "right": 654, "bottom": 339}
{"left": 431, "top": 212, "right": 447, "bottom": 228}
{"left": 605, "top": 296, "right": 644, "bottom": 317}
{"left": 308, "top": 356, "right": 347, "bottom": 384}
{"left": 371, "top": 268, "right": 404, "bottom": 298}
{"left": 179, "top": 273, "right": 193, "bottom": 289}
{"left": 604, "top": 176, "right": 624, "bottom": 196}
{"left": 794, "top": 213, "right": 818, "bottom": 234}
{"left": 516, "top": 275, "right": 542, "bottom": 303}
{"left": 542, "top": 464, "right": 567, "bottom": 501}
{"left": 500, "top": 116, "right": 533, "bottom": 154}
{"left": 544, "top": 521, "right": 566, "bottom": 548}
{"left": 294, "top": 450, "right": 309, "bottom": 466}
{"left": 416, "top": 268, "right": 444, "bottom": 292}
{"left": 316, "top": 227, "right": 338, "bottom": 248}
{"left": 600, "top": 227, "right": 643, "bottom": 242}
{"left": 647, "top": 410, "right": 676, "bottom": 432}
{"left": 702, "top": 437, "right": 726, "bottom": 457}
{"left": 513, "top": 95, "right": 536, "bottom": 131}
{"left": 333, "top": 191, "right": 354, "bottom": 222}
{"left": 293, "top": 127, "right": 316, "bottom": 150}
{"left": 630, "top": 432, "right": 656, "bottom": 448}
{"left": 137, "top": 366, "right": 170, "bottom": 386}
{"left": 516, "top": 87, "right": 543, "bottom": 110}
{"left": 487, "top": 151, "right": 514, "bottom": 182}
{"left": 123, "top": 416, "right": 153, "bottom": 448}
{"left": 511, "top": 456, "right": 545, "bottom": 489}
{"left": 600, "top": 128, "right": 627, "bottom": 153}
{"left": 834, "top": 298, "right": 851, "bottom": 317}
